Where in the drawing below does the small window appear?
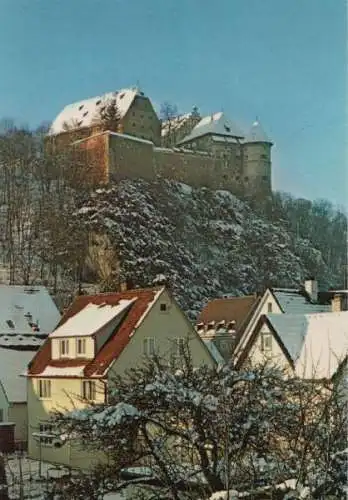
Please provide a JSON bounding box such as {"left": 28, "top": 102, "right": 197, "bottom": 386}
{"left": 6, "top": 320, "right": 15, "bottom": 329}
{"left": 261, "top": 333, "right": 272, "bottom": 352}
{"left": 82, "top": 380, "right": 96, "bottom": 401}
{"left": 224, "top": 124, "right": 231, "bottom": 132}
{"left": 0, "top": 409, "right": 3, "bottom": 422}
{"left": 38, "top": 379, "right": 51, "bottom": 399}
{"left": 59, "top": 339, "right": 69, "bottom": 357}
{"left": 39, "top": 423, "right": 54, "bottom": 446}
{"left": 83, "top": 111, "right": 88, "bottom": 117}
{"left": 267, "top": 302, "right": 272, "bottom": 313}
{"left": 160, "top": 303, "right": 167, "bottom": 312}
{"left": 143, "top": 337, "right": 156, "bottom": 356}
{"left": 78, "top": 104, "right": 84, "bottom": 111}
{"left": 132, "top": 122, "right": 136, "bottom": 127}
{"left": 76, "top": 338, "right": 86, "bottom": 356}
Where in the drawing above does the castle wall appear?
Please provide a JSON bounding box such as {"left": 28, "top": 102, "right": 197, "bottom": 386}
{"left": 153, "top": 147, "right": 243, "bottom": 194}
{"left": 108, "top": 133, "right": 155, "bottom": 181}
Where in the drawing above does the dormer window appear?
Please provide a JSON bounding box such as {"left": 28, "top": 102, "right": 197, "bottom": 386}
{"left": 76, "top": 338, "right": 86, "bottom": 356}
{"left": 59, "top": 339, "right": 69, "bottom": 357}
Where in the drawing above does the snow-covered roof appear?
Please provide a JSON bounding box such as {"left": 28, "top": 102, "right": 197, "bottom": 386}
{"left": 295, "top": 311, "right": 348, "bottom": 379}
{"left": 28, "top": 288, "right": 165, "bottom": 378}
{"left": 0, "top": 285, "right": 61, "bottom": 336}
{"left": 0, "top": 347, "right": 35, "bottom": 402}
{"left": 203, "top": 340, "right": 225, "bottom": 365}
{"left": 50, "top": 299, "right": 135, "bottom": 338}
{"left": 273, "top": 289, "right": 331, "bottom": 315}
{"left": 267, "top": 311, "right": 348, "bottom": 379}
{"left": 177, "top": 112, "right": 244, "bottom": 145}
{"left": 245, "top": 119, "right": 272, "bottom": 144}
{"left": 49, "top": 88, "right": 142, "bottom": 135}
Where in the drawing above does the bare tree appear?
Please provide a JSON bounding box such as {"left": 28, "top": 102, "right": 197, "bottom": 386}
{"left": 160, "top": 101, "right": 179, "bottom": 148}
{"left": 52, "top": 353, "right": 347, "bottom": 499}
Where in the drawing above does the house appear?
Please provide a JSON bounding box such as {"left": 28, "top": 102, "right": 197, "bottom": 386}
{"left": 26, "top": 287, "right": 216, "bottom": 469}
{"left": 235, "top": 310, "right": 348, "bottom": 381}
{"left": 232, "top": 279, "right": 334, "bottom": 366}
{"left": 196, "top": 295, "right": 259, "bottom": 361}
{"left": 0, "top": 285, "right": 61, "bottom": 445}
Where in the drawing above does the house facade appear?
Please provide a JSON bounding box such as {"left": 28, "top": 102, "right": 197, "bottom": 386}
{"left": 26, "top": 287, "right": 216, "bottom": 469}
{"left": 236, "top": 310, "right": 348, "bottom": 382}
{"left": 232, "top": 279, "right": 332, "bottom": 366}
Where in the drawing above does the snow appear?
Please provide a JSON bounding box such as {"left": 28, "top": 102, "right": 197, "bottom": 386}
{"left": 0, "top": 285, "right": 61, "bottom": 336}
{"left": 39, "top": 365, "right": 85, "bottom": 377}
{"left": 245, "top": 119, "right": 272, "bottom": 143}
{"left": 49, "top": 88, "right": 141, "bottom": 135}
{"left": 0, "top": 347, "right": 36, "bottom": 402}
{"left": 91, "top": 402, "right": 139, "bottom": 426}
{"left": 178, "top": 112, "right": 244, "bottom": 145}
{"left": 50, "top": 299, "right": 135, "bottom": 338}
{"left": 295, "top": 310, "right": 348, "bottom": 379}
{"left": 204, "top": 340, "right": 225, "bottom": 365}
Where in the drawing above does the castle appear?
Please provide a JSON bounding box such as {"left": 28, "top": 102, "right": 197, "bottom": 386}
{"left": 48, "top": 87, "right": 273, "bottom": 197}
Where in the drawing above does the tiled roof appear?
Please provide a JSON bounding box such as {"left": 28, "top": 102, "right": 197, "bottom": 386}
{"left": 27, "top": 288, "right": 163, "bottom": 378}
{"left": 198, "top": 295, "right": 259, "bottom": 333}
{"left": 178, "top": 112, "right": 244, "bottom": 145}
{"left": 272, "top": 289, "right": 331, "bottom": 315}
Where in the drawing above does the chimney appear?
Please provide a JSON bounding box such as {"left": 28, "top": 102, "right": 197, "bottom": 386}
{"left": 331, "top": 293, "right": 348, "bottom": 312}
{"left": 304, "top": 278, "right": 318, "bottom": 303}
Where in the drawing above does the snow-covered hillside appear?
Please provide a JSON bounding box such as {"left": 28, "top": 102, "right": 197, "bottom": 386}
{"left": 76, "top": 179, "right": 333, "bottom": 318}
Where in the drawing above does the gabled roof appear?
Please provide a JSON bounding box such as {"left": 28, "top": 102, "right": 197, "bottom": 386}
{"left": 245, "top": 119, "right": 272, "bottom": 144}
{"left": 177, "top": 112, "right": 244, "bottom": 145}
{"left": 0, "top": 346, "right": 36, "bottom": 402}
{"left": 246, "top": 311, "right": 348, "bottom": 380}
{"left": 49, "top": 87, "right": 144, "bottom": 135}
{"left": 198, "top": 295, "right": 259, "bottom": 333}
{"left": 272, "top": 288, "right": 331, "bottom": 315}
{"left": 27, "top": 287, "right": 164, "bottom": 378}
{"left": 0, "top": 285, "right": 61, "bottom": 337}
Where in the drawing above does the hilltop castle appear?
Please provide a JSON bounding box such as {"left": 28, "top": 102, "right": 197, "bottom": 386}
{"left": 48, "top": 87, "right": 273, "bottom": 197}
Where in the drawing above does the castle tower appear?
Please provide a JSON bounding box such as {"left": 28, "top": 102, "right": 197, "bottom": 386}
{"left": 242, "top": 119, "right": 273, "bottom": 196}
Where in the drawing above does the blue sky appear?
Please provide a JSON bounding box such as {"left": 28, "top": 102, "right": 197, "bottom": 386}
{"left": 0, "top": 0, "right": 346, "bottom": 208}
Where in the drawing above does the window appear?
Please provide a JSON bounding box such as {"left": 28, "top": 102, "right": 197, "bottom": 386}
{"left": 82, "top": 380, "right": 96, "bottom": 401}
{"left": 267, "top": 302, "right": 273, "bottom": 313}
{"left": 38, "top": 379, "right": 51, "bottom": 399}
{"left": 76, "top": 338, "right": 86, "bottom": 356}
{"left": 59, "top": 339, "right": 69, "bottom": 357}
{"left": 6, "top": 320, "right": 14, "bottom": 329}
{"left": 39, "top": 423, "right": 54, "bottom": 446}
{"left": 143, "top": 337, "right": 156, "bottom": 356}
{"left": 160, "top": 303, "right": 167, "bottom": 312}
{"left": 0, "top": 409, "right": 3, "bottom": 422}
{"left": 261, "top": 333, "right": 272, "bottom": 352}
{"left": 244, "top": 176, "right": 249, "bottom": 181}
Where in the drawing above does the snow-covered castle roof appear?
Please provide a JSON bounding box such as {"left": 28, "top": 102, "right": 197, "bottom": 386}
{"left": 245, "top": 119, "right": 272, "bottom": 144}
{"left": 49, "top": 87, "right": 143, "bottom": 135}
{"left": 178, "top": 112, "right": 245, "bottom": 145}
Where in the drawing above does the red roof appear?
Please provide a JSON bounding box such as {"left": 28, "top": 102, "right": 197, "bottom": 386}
{"left": 28, "top": 288, "right": 162, "bottom": 378}
{"left": 198, "top": 295, "right": 259, "bottom": 332}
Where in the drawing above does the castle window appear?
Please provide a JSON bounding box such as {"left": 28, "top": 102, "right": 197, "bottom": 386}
{"left": 132, "top": 122, "right": 136, "bottom": 127}
{"left": 224, "top": 124, "right": 231, "bottom": 132}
